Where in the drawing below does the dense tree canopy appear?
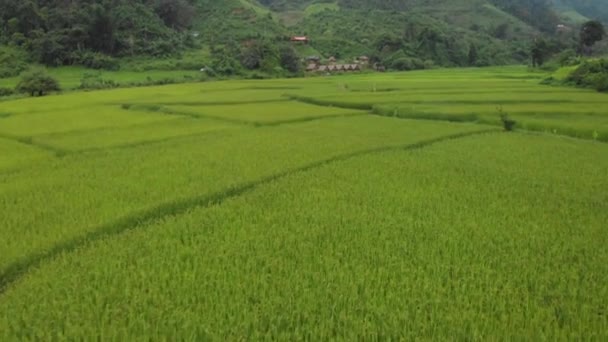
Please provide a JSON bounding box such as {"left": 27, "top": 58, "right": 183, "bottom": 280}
{"left": 557, "top": 0, "right": 608, "bottom": 23}
{"left": 580, "top": 21, "right": 605, "bottom": 48}
{"left": 0, "top": 0, "right": 196, "bottom": 65}
{"left": 0, "top": 0, "right": 605, "bottom": 75}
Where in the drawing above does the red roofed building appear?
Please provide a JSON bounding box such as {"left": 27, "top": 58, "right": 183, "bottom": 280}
{"left": 291, "top": 36, "right": 309, "bottom": 43}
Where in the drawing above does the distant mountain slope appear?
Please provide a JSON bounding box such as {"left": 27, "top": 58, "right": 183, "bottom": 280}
{"left": 1, "top": 0, "right": 602, "bottom": 73}
{"left": 555, "top": 0, "right": 608, "bottom": 23}
{"left": 257, "top": 0, "right": 561, "bottom": 32}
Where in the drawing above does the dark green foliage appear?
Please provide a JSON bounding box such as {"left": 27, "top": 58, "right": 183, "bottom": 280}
{"left": 497, "top": 106, "right": 516, "bottom": 131}
{"left": 558, "top": 0, "right": 608, "bottom": 23}
{"left": 0, "top": 0, "right": 587, "bottom": 75}
{"left": 335, "top": 0, "right": 559, "bottom": 33}
{"left": 529, "top": 35, "right": 579, "bottom": 70}
{"left": 154, "top": 0, "right": 196, "bottom": 30}
{"left": 555, "top": 49, "right": 580, "bottom": 67}
{"left": 196, "top": 0, "right": 284, "bottom": 46}
{"left": 239, "top": 40, "right": 281, "bottom": 73}
{"left": 390, "top": 57, "right": 426, "bottom": 71}
{"left": 579, "top": 21, "right": 605, "bottom": 55}
{"left": 489, "top": 0, "right": 559, "bottom": 33}
{"left": 0, "top": 87, "right": 15, "bottom": 97}
{"left": 0, "top": 0, "right": 196, "bottom": 66}
{"left": 211, "top": 55, "right": 242, "bottom": 76}
{"left": 298, "top": 9, "right": 518, "bottom": 69}
{"left": 493, "top": 23, "right": 509, "bottom": 40}
{"left": 279, "top": 45, "right": 300, "bottom": 73}
{"left": 468, "top": 45, "right": 478, "bottom": 66}
{"left": 77, "top": 52, "right": 120, "bottom": 71}
{"left": 565, "top": 59, "right": 608, "bottom": 92}
{"left": 531, "top": 39, "right": 550, "bottom": 67}
{"left": 595, "top": 74, "right": 608, "bottom": 92}
{"left": 15, "top": 69, "right": 61, "bottom": 96}
{"left": 0, "top": 46, "right": 28, "bottom": 77}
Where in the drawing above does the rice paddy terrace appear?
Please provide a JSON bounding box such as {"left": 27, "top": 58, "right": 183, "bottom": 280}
{"left": 0, "top": 66, "right": 607, "bottom": 339}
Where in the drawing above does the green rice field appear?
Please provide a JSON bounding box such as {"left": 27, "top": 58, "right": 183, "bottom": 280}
{"left": 0, "top": 66, "right": 607, "bottom": 339}
{"left": 0, "top": 66, "right": 200, "bottom": 90}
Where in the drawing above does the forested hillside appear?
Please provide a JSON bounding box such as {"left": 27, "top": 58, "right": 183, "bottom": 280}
{"left": 0, "top": 0, "right": 604, "bottom": 76}
{"left": 262, "top": 0, "right": 560, "bottom": 32}
{"left": 556, "top": 0, "right": 608, "bottom": 23}
{"left": 0, "top": 0, "right": 199, "bottom": 73}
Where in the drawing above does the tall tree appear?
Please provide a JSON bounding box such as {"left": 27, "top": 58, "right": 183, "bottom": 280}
{"left": 579, "top": 20, "right": 605, "bottom": 56}
{"left": 531, "top": 38, "right": 549, "bottom": 67}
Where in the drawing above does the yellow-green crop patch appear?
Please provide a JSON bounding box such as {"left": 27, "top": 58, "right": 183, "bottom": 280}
{"left": 34, "top": 117, "right": 237, "bottom": 152}
{"left": 0, "top": 66, "right": 607, "bottom": 339}
{"left": 0, "top": 137, "right": 54, "bottom": 173}
{"left": 0, "top": 108, "right": 176, "bottom": 137}
{"left": 165, "top": 101, "right": 364, "bottom": 124}
{"left": 0, "top": 116, "right": 487, "bottom": 279}
{"left": 1, "top": 133, "right": 605, "bottom": 340}
{"left": 129, "top": 88, "right": 289, "bottom": 106}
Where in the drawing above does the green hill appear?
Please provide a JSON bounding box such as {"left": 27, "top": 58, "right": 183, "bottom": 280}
{"left": 0, "top": 0, "right": 604, "bottom": 78}
{"left": 554, "top": 0, "right": 608, "bottom": 23}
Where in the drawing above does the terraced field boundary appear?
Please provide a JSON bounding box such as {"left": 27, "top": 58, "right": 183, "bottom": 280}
{"left": 0, "top": 133, "right": 69, "bottom": 157}
{"left": 123, "top": 103, "right": 368, "bottom": 128}
{"left": 114, "top": 99, "right": 291, "bottom": 107}
{"left": 0, "top": 128, "right": 499, "bottom": 294}
{"left": 285, "top": 95, "right": 374, "bottom": 110}
{"left": 287, "top": 94, "right": 608, "bottom": 142}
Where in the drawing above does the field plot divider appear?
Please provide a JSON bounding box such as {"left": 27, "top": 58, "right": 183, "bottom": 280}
{"left": 285, "top": 95, "right": 374, "bottom": 111}
{"left": 0, "top": 133, "right": 68, "bottom": 157}
{"left": 122, "top": 104, "right": 256, "bottom": 126}
{"left": 0, "top": 128, "right": 500, "bottom": 294}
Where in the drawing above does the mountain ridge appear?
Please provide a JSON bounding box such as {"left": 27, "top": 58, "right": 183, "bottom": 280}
{"left": 0, "top": 0, "right": 604, "bottom": 75}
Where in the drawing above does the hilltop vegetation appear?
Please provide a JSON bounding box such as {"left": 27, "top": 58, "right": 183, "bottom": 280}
{"left": 556, "top": 0, "right": 608, "bottom": 23}
{"left": 0, "top": 0, "right": 606, "bottom": 79}
{"left": 0, "top": 0, "right": 197, "bottom": 71}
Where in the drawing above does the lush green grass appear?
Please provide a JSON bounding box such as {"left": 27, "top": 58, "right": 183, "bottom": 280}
{"left": 284, "top": 67, "right": 608, "bottom": 141}
{"left": 0, "top": 67, "right": 201, "bottom": 90}
{"left": 0, "top": 137, "right": 54, "bottom": 172}
{"left": 34, "top": 118, "right": 234, "bottom": 152}
{"left": 1, "top": 133, "right": 606, "bottom": 339}
{"left": 165, "top": 101, "right": 363, "bottom": 124}
{"left": 0, "top": 66, "right": 607, "bottom": 339}
{"left": 0, "top": 114, "right": 485, "bottom": 275}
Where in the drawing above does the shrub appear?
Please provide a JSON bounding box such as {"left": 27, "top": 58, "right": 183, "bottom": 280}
{"left": 77, "top": 52, "right": 120, "bottom": 71}
{"left": 0, "top": 87, "right": 15, "bottom": 97}
{"left": 594, "top": 74, "right": 608, "bottom": 92}
{"left": 391, "top": 57, "right": 414, "bottom": 71}
{"left": 15, "top": 69, "right": 60, "bottom": 96}
{"left": 565, "top": 59, "right": 608, "bottom": 92}
{"left": 555, "top": 49, "right": 580, "bottom": 67}
{"left": 0, "top": 46, "right": 28, "bottom": 77}
{"left": 497, "top": 106, "right": 516, "bottom": 132}
{"left": 390, "top": 57, "right": 425, "bottom": 71}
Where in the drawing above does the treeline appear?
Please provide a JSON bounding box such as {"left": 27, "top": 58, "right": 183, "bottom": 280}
{"left": 0, "top": 0, "right": 197, "bottom": 69}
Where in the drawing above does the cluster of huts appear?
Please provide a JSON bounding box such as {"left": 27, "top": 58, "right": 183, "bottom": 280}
{"left": 289, "top": 36, "right": 380, "bottom": 74}
{"left": 308, "top": 64, "right": 361, "bottom": 72}
{"left": 305, "top": 56, "right": 370, "bottom": 73}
